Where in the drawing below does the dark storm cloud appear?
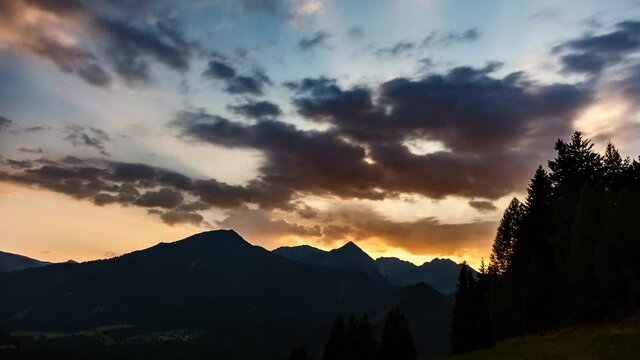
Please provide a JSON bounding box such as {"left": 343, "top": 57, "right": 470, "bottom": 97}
{"left": 7, "top": 0, "right": 197, "bottom": 87}
{"left": 203, "top": 60, "right": 272, "bottom": 95}
{"left": 174, "top": 64, "right": 590, "bottom": 201}
{"left": 468, "top": 200, "right": 498, "bottom": 212}
{"left": 554, "top": 20, "right": 640, "bottom": 75}
{"left": 64, "top": 124, "right": 111, "bottom": 156}
{"left": 135, "top": 187, "right": 184, "bottom": 209}
{"left": 0, "top": 116, "right": 12, "bottom": 131}
{"left": 298, "top": 31, "right": 331, "bottom": 51}
{"left": 174, "top": 111, "right": 385, "bottom": 200}
{"left": 287, "top": 77, "right": 374, "bottom": 121}
{"left": 0, "top": 156, "right": 297, "bottom": 226}
{"left": 159, "top": 209, "right": 205, "bottom": 226}
{"left": 290, "top": 66, "right": 589, "bottom": 153}
{"left": 204, "top": 60, "right": 237, "bottom": 79}
{"left": 97, "top": 18, "right": 194, "bottom": 84}
{"left": 228, "top": 100, "right": 282, "bottom": 119}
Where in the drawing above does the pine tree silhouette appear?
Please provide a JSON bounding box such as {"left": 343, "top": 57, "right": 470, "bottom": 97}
{"left": 379, "top": 309, "right": 416, "bottom": 360}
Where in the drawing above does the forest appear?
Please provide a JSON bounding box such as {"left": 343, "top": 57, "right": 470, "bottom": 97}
{"left": 451, "top": 132, "right": 640, "bottom": 353}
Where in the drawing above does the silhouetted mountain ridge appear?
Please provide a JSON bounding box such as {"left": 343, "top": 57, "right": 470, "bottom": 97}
{"left": 0, "top": 230, "right": 454, "bottom": 359}
{"left": 0, "top": 251, "right": 51, "bottom": 272}
{"left": 274, "top": 243, "right": 470, "bottom": 294}
{"left": 274, "top": 240, "right": 383, "bottom": 280}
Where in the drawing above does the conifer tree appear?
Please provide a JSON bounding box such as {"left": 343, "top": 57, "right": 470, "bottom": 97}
{"left": 288, "top": 346, "right": 308, "bottom": 360}
{"left": 322, "top": 316, "right": 345, "bottom": 360}
{"left": 379, "top": 309, "right": 416, "bottom": 360}
{"left": 450, "top": 262, "right": 477, "bottom": 353}
{"left": 488, "top": 198, "right": 523, "bottom": 275}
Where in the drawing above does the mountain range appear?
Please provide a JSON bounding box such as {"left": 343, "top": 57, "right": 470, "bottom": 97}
{"left": 273, "top": 243, "right": 469, "bottom": 294}
{"left": 0, "top": 230, "right": 458, "bottom": 359}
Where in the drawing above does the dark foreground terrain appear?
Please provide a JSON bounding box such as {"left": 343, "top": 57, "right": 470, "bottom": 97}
{"left": 0, "top": 230, "right": 453, "bottom": 359}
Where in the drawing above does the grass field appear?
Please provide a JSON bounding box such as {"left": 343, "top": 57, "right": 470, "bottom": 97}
{"left": 433, "top": 316, "right": 640, "bottom": 360}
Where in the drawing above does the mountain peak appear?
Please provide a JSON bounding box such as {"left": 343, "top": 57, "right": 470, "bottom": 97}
{"left": 337, "top": 240, "right": 363, "bottom": 252}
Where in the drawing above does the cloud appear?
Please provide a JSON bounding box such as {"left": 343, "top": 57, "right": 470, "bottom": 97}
{"left": 375, "top": 41, "right": 415, "bottom": 58}
{"left": 468, "top": 200, "right": 497, "bottom": 212}
{"left": 64, "top": 124, "right": 111, "bottom": 156}
{"left": 203, "top": 60, "right": 272, "bottom": 95}
{"left": 553, "top": 20, "right": 640, "bottom": 75}
{"left": 159, "top": 208, "right": 206, "bottom": 226}
{"left": 2, "top": 0, "right": 197, "bottom": 87}
{"left": 0, "top": 116, "right": 12, "bottom": 132}
{"left": 216, "top": 207, "right": 321, "bottom": 246}
{"left": 346, "top": 26, "right": 364, "bottom": 40}
{"left": 25, "top": 126, "right": 52, "bottom": 132}
{"left": 203, "top": 60, "right": 237, "bottom": 79}
{"left": 317, "top": 205, "right": 498, "bottom": 256}
{"left": 237, "top": 0, "right": 285, "bottom": 16}
{"left": 215, "top": 205, "right": 497, "bottom": 257}
{"left": 174, "top": 111, "right": 384, "bottom": 200}
{"left": 17, "top": 147, "right": 44, "bottom": 154}
{"left": 298, "top": 31, "right": 330, "bottom": 51}
{"left": 135, "top": 187, "right": 184, "bottom": 209}
{"left": 0, "top": 157, "right": 294, "bottom": 226}
{"left": 530, "top": 8, "right": 563, "bottom": 23}
{"left": 24, "top": 35, "right": 112, "bottom": 87}
{"left": 421, "top": 28, "right": 479, "bottom": 48}
{"left": 176, "top": 62, "right": 591, "bottom": 201}
{"left": 228, "top": 100, "right": 282, "bottom": 119}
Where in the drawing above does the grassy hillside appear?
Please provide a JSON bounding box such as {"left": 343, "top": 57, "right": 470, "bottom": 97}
{"left": 433, "top": 315, "right": 640, "bottom": 360}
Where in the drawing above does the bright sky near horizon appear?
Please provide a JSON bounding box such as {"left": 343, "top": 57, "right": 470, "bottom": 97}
{"left": 1, "top": 0, "right": 640, "bottom": 268}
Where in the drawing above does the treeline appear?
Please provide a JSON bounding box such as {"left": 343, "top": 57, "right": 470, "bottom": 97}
{"left": 452, "top": 132, "right": 640, "bottom": 353}
{"left": 289, "top": 310, "right": 416, "bottom": 360}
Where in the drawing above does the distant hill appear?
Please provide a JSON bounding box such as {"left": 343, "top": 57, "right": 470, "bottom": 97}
{"left": 0, "top": 251, "right": 51, "bottom": 272}
{"left": 274, "top": 241, "right": 383, "bottom": 280}
{"left": 376, "top": 257, "right": 476, "bottom": 294}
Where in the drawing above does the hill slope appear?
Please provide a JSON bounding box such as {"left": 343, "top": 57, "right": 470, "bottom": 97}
{"left": 0, "top": 251, "right": 50, "bottom": 272}
{"left": 434, "top": 316, "right": 640, "bottom": 360}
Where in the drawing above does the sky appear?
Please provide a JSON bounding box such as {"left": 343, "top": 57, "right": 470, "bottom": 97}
{"left": 1, "top": 0, "right": 640, "bottom": 268}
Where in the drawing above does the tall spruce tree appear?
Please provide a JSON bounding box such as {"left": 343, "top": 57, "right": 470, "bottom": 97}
{"left": 288, "top": 346, "right": 308, "bottom": 360}
{"left": 489, "top": 198, "right": 523, "bottom": 276}
{"left": 379, "top": 309, "right": 417, "bottom": 360}
{"left": 322, "top": 316, "right": 345, "bottom": 360}
{"left": 450, "top": 262, "right": 478, "bottom": 353}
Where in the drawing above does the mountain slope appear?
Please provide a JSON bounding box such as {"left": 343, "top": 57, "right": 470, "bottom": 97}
{"left": 375, "top": 257, "right": 474, "bottom": 294}
{"left": 373, "top": 283, "right": 455, "bottom": 357}
{"left": 0, "top": 230, "right": 396, "bottom": 330}
{"left": 433, "top": 316, "right": 640, "bottom": 360}
{"left": 273, "top": 241, "right": 383, "bottom": 279}
{"left": 0, "top": 251, "right": 50, "bottom": 272}
{"left": 0, "top": 230, "right": 403, "bottom": 359}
